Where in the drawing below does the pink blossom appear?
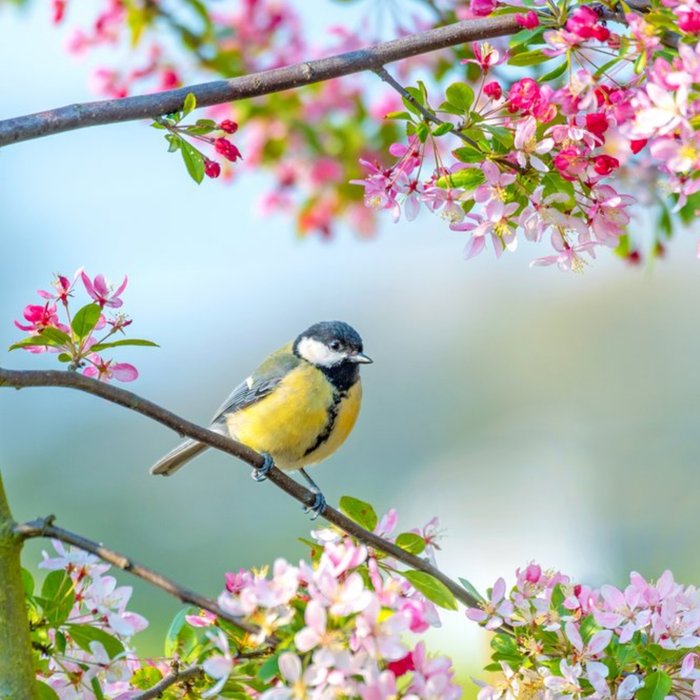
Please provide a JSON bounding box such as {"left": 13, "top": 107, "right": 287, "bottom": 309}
{"left": 83, "top": 354, "right": 138, "bottom": 383}
{"left": 474, "top": 161, "right": 516, "bottom": 218}
{"left": 201, "top": 630, "right": 234, "bottom": 699}
{"left": 513, "top": 117, "right": 554, "bottom": 172}
{"left": 531, "top": 231, "right": 598, "bottom": 272}
{"left": 515, "top": 11, "right": 539, "bottom": 29}
{"left": 466, "top": 577, "right": 514, "bottom": 629}
{"left": 81, "top": 272, "right": 128, "bottom": 309}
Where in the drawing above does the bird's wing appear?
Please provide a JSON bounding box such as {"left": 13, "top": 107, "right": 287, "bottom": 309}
{"left": 210, "top": 342, "right": 300, "bottom": 424}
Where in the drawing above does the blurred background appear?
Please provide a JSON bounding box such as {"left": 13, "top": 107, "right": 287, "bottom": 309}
{"left": 2, "top": 2, "right": 700, "bottom": 695}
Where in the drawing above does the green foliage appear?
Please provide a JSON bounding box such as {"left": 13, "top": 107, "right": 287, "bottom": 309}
{"left": 339, "top": 495, "right": 378, "bottom": 531}
{"left": 402, "top": 570, "right": 457, "bottom": 610}
{"left": 71, "top": 303, "right": 102, "bottom": 339}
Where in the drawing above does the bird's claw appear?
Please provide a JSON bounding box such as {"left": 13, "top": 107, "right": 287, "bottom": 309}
{"left": 251, "top": 453, "right": 274, "bottom": 482}
{"left": 303, "top": 490, "right": 326, "bottom": 520}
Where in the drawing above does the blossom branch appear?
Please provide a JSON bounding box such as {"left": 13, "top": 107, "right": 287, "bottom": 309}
{"left": 131, "top": 663, "right": 202, "bottom": 700}
{"left": 14, "top": 515, "right": 262, "bottom": 637}
{"left": 0, "top": 366, "right": 479, "bottom": 609}
{"left": 0, "top": 14, "right": 525, "bottom": 148}
{"left": 372, "top": 66, "right": 481, "bottom": 150}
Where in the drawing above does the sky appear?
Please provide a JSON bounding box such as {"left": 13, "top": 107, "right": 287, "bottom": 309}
{"left": 3, "top": 0, "right": 700, "bottom": 688}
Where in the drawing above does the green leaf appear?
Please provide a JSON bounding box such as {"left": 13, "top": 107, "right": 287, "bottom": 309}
{"left": 637, "top": 671, "right": 672, "bottom": 700}
{"left": 71, "top": 303, "right": 102, "bottom": 339}
{"left": 416, "top": 122, "right": 430, "bottom": 143}
{"left": 35, "top": 681, "right": 60, "bottom": 700}
{"left": 180, "top": 141, "right": 205, "bottom": 184}
{"left": 403, "top": 570, "right": 457, "bottom": 610}
{"left": 166, "top": 133, "right": 182, "bottom": 153}
{"left": 508, "top": 49, "right": 552, "bottom": 66}
{"left": 339, "top": 496, "right": 377, "bottom": 531}
{"left": 540, "top": 60, "right": 569, "bottom": 82}
{"left": 89, "top": 338, "right": 159, "bottom": 352}
{"left": 384, "top": 111, "right": 412, "bottom": 121}
{"left": 452, "top": 145, "right": 485, "bottom": 163}
{"left": 9, "top": 326, "right": 72, "bottom": 351}
{"left": 445, "top": 82, "right": 474, "bottom": 113}
{"left": 131, "top": 667, "right": 163, "bottom": 691}
{"left": 66, "top": 624, "right": 124, "bottom": 659}
{"left": 164, "top": 608, "right": 199, "bottom": 660}
{"left": 542, "top": 172, "right": 576, "bottom": 208}
{"left": 458, "top": 577, "right": 484, "bottom": 602}
{"left": 22, "top": 568, "right": 35, "bottom": 596}
{"left": 183, "top": 92, "right": 197, "bottom": 116}
{"left": 432, "top": 122, "right": 454, "bottom": 137}
{"left": 435, "top": 167, "right": 485, "bottom": 190}
{"left": 90, "top": 677, "right": 106, "bottom": 700}
{"left": 395, "top": 532, "right": 425, "bottom": 555}
{"left": 57, "top": 353, "right": 72, "bottom": 363}
{"left": 9, "top": 336, "right": 57, "bottom": 351}
{"left": 257, "top": 653, "right": 280, "bottom": 682}
{"left": 38, "top": 570, "right": 75, "bottom": 626}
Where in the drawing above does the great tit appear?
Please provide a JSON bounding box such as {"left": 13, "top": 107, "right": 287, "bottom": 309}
{"left": 149, "top": 321, "right": 372, "bottom": 517}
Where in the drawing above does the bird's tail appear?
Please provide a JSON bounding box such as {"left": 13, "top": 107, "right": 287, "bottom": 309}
{"left": 150, "top": 439, "right": 209, "bottom": 476}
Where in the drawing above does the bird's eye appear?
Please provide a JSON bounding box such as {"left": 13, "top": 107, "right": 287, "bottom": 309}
{"left": 329, "top": 340, "right": 342, "bottom": 352}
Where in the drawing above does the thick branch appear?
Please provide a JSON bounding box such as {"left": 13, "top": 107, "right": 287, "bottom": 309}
{"left": 14, "top": 516, "right": 260, "bottom": 637}
{"left": 0, "top": 472, "right": 37, "bottom": 699}
{"left": 131, "top": 663, "right": 202, "bottom": 700}
{"left": 0, "top": 366, "right": 479, "bottom": 609}
{"left": 0, "top": 15, "right": 522, "bottom": 147}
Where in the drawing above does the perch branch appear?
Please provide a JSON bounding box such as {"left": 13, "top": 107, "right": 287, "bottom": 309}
{"left": 0, "top": 366, "right": 479, "bottom": 609}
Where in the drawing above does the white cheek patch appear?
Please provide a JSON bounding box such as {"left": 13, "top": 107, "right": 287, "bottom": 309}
{"left": 297, "top": 336, "right": 346, "bottom": 367}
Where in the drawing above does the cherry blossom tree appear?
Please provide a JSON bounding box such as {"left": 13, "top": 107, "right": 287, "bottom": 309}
{"left": 2, "top": 0, "right": 700, "bottom": 697}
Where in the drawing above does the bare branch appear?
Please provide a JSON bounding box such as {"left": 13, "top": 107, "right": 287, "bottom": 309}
{"left": 14, "top": 516, "right": 262, "bottom": 637}
{"left": 0, "top": 366, "right": 479, "bottom": 609}
{"left": 131, "top": 662, "right": 202, "bottom": 700}
{"left": 0, "top": 15, "right": 523, "bottom": 147}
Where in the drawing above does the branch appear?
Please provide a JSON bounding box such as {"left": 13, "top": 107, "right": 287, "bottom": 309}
{"left": 0, "top": 366, "right": 479, "bottom": 609}
{"left": 0, "top": 15, "right": 523, "bottom": 147}
{"left": 14, "top": 516, "right": 262, "bottom": 638}
{"left": 131, "top": 663, "right": 202, "bottom": 700}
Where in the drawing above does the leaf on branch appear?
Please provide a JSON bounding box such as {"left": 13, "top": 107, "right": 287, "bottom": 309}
{"left": 180, "top": 140, "right": 206, "bottom": 184}
{"left": 71, "top": 303, "right": 102, "bottom": 340}
{"left": 90, "top": 338, "right": 159, "bottom": 352}
{"left": 35, "top": 681, "right": 60, "bottom": 700}
{"left": 443, "top": 82, "right": 475, "bottom": 115}
{"left": 435, "top": 167, "right": 484, "bottom": 190}
{"left": 508, "top": 49, "right": 552, "bottom": 67}
{"left": 403, "top": 570, "right": 458, "bottom": 610}
{"left": 458, "top": 576, "right": 484, "bottom": 602}
{"left": 66, "top": 624, "right": 125, "bottom": 660}
{"left": 183, "top": 92, "right": 197, "bottom": 116}
{"left": 37, "top": 570, "right": 75, "bottom": 626}
{"left": 164, "top": 608, "right": 200, "bottom": 661}
{"left": 130, "top": 667, "right": 164, "bottom": 690}
{"left": 637, "top": 671, "right": 672, "bottom": 700}
{"left": 395, "top": 532, "right": 426, "bottom": 555}
{"left": 338, "top": 496, "right": 378, "bottom": 531}
{"left": 9, "top": 326, "right": 72, "bottom": 351}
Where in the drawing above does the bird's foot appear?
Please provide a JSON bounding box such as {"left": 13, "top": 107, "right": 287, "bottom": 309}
{"left": 303, "top": 490, "right": 326, "bottom": 521}
{"left": 251, "top": 453, "right": 274, "bottom": 482}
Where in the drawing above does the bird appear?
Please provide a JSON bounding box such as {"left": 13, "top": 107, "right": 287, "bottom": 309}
{"left": 149, "top": 321, "right": 372, "bottom": 518}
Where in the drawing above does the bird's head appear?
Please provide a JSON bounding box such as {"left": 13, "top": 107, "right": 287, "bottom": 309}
{"left": 294, "top": 321, "right": 372, "bottom": 368}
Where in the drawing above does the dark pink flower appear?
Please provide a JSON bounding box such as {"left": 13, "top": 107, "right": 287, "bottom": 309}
{"left": 507, "top": 78, "right": 541, "bottom": 113}
{"left": 38, "top": 274, "right": 75, "bottom": 304}
{"left": 592, "top": 154, "right": 620, "bottom": 176}
{"left": 516, "top": 11, "right": 540, "bottom": 29}
{"left": 553, "top": 145, "right": 588, "bottom": 181}
{"left": 81, "top": 272, "right": 128, "bottom": 308}
{"left": 484, "top": 81, "right": 502, "bottom": 100}
{"left": 15, "top": 303, "right": 59, "bottom": 332}
{"left": 387, "top": 653, "right": 415, "bottom": 677}
{"left": 204, "top": 159, "right": 221, "bottom": 178}
{"left": 469, "top": 0, "right": 497, "bottom": 17}
{"left": 214, "top": 138, "right": 242, "bottom": 162}
{"left": 679, "top": 10, "right": 700, "bottom": 32}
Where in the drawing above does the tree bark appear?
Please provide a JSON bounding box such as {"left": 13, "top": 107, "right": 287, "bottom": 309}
{"left": 0, "top": 470, "right": 37, "bottom": 699}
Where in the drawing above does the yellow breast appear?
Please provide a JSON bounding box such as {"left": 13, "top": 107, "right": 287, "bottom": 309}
{"left": 224, "top": 364, "right": 362, "bottom": 471}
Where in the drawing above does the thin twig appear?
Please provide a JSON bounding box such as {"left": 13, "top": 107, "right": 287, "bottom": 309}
{"left": 372, "top": 65, "right": 482, "bottom": 150}
{"left": 0, "top": 15, "right": 525, "bottom": 147}
{"left": 14, "top": 516, "right": 262, "bottom": 637}
{"left": 0, "top": 366, "right": 479, "bottom": 609}
{"left": 132, "top": 662, "right": 202, "bottom": 700}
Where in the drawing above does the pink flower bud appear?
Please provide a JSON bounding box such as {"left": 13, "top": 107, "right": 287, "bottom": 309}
{"left": 204, "top": 159, "right": 221, "bottom": 178}
{"left": 515, "top": 11, "right": 539, "bottom": 29}
{"left": 484, "top": 81, "right": 502, "bottom": 100}
{"left": 219, "top": 119, "right": 239, "bottom": 134}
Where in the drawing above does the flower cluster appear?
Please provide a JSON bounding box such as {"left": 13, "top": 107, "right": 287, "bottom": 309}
{"left": 152, "top": 93, "right": 243, "bottom": 183}
{"left": 468, "top": 564, "right": 700, "bottom": 699}
{"left": 355, "top": 2, "right": 700, "bottom": 269}
{"left": 29, "top": 540, "right": 149, "bottom": 698}
{"left": 28, "top": 503, "right": 461, "bottom": 699}
{"left": 11, "top": 270, "right": 156, "bottom": 382}
{"left": 182, "top": 504, "right": 460, "bottom": 699}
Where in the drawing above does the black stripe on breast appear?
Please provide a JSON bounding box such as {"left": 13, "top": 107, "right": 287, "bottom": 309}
{"left": 303, "top": 388, "right": 348, "bottom": 457}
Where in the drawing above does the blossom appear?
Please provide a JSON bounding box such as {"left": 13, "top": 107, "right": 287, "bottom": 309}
{"left": 531, "top": 231, "right": 598, "bottom": 272}
{"left": 83, "top": 354, "right": 139, "bottom": 382}
{"left": 466, "top": 577, "right": 513, "bottom": 629}
{"left": 81, "top": 272, "right": 128, "bottom": 309}
{"left": 473, "top": 161, "right": 516, "bottom": 218}
{"left": 202, "top": 630, "right": 234, "bottom": 698}
{"left": 513, "top": 117, "right": 553, "bottom": 172}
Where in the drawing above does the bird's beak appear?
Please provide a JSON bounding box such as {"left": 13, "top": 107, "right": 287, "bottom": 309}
{"left": 351, "top": 352, "right": 373, "bottom": 364}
